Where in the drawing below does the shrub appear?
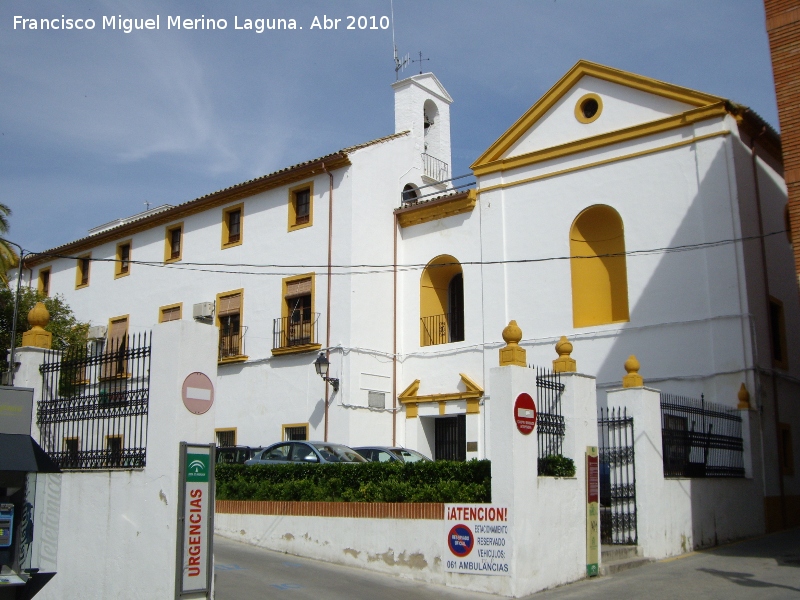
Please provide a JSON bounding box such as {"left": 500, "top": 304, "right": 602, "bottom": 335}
{"left": 215, "top": 460, "right": 491, "bottom": 503}
{"left": 538, "top": 454, "right": 576, "bottom": 477}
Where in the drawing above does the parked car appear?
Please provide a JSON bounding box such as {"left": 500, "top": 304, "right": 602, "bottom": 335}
{"left": 244, "top": 441, "right": 367, "bottom": 465}
{"left": 215, "top": 445, "right": 263, "bottom": 465}
{"left": 353, "top": 446, "right": 431, "bottom": 463}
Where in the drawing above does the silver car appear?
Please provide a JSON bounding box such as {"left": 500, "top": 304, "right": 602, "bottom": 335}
{"left": 353, "top": 446, "right": 431, "bottom": 463}
{"left": 245, "top": 441, "right": 367, "bottom": 465}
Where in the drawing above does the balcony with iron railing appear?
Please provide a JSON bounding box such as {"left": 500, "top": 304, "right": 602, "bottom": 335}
{"left": 273, "top": 313, "right": 321, "bottom": 355}
{"left": 219, "top": 326, "right": 248, "bottom": 363}
{"left": 422, "top": 153, "right": 449, "bottom": 182}
{"left": 420, "top": 312, "right": 464, "bottom": 347}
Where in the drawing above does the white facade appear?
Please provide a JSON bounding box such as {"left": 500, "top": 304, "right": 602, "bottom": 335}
{"left": 14, "top": 62, "right": 800, "bottom": 529}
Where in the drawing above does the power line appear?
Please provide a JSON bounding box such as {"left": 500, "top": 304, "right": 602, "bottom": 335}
{"left": 25, "top": 229, "right": 787, "bottom": 277}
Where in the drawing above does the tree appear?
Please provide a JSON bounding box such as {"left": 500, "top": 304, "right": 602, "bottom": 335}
{"left": 0, "top": 203, "right": 18, "bottom": 284}
{"left": 0, "top": 287, "right": 89, "bottom": 375}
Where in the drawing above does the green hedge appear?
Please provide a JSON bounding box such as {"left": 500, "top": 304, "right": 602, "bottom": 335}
{"left": 215, "top": 460, "right": 491, "bottom": 503}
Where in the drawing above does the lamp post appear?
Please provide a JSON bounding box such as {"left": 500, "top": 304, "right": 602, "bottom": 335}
{"left": 313, "top": 352, "right": 339, "bottom": 392}
{"left": 2, "top": 238, "right": 25, "bottom": 386}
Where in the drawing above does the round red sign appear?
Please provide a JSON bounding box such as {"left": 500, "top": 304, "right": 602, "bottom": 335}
{"left": 181, "top": 372, "right": 215, "bottom": 415}
{"left": 514, "top": 392, "right": 537, "bottom": 435}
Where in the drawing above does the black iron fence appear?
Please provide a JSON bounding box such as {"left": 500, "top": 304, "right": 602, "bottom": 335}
{"left": 273, "top": 313, "right": 319, "bottom": 350}
{"left": 219, "top": 325, "right": 247, "bottom": 360}
{"left": 660, "top": 393, "right": 745, "bottom": 478}
{"left": 420, "top": 312, "right": 464, "bottom": 346}
{"left": 38, "top": 333, "right": 151, "bottom": 470}
{"left": 532, "top": 365, "right": 566, "bottom": 473}
{"left": 598, "top": 407, "right": 637, "bottom": 545}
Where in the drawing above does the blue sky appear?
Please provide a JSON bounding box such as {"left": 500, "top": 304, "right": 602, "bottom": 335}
{"left": 0, "top": 0, "right": 777, "bottom": 254}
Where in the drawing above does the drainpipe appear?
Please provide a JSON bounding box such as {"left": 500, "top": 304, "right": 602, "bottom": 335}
{"left": 322, "top": 163, "right": 334, "bottom": 442}
{"left": 750, "top": 128, "right": 787, "bottom": 528}
{"left": 393, "top": 213, "right": 398, "bottom": 446}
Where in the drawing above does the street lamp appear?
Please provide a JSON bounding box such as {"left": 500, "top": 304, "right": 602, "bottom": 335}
{"left": 313, "top": 352, "right": 339, "bottom": 392}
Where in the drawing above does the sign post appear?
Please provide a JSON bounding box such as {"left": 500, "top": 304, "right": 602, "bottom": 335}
{"left": 175, "top": 442, "right": 215, "bottom": 599}
{"left": 586, "top": 446, "right": 599, "bottom": 577}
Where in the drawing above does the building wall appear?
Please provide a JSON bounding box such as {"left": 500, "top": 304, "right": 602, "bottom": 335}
{"left": 765, "top": 0, "right": 800, "bottom": 281}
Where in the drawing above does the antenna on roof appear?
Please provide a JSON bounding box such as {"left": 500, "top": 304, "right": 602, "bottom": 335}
{"left": 411, "top": 51, "right": 430, "bottom": 75}
{"left": 391, "top": 0, "right": 410, "bottom": 80}
{"left": 144, "top": 201, "right": 151, "bottom": 211}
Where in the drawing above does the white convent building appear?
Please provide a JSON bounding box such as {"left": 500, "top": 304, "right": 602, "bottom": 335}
{"left": 16, "top": 61, "right": 799, "bottom": 526}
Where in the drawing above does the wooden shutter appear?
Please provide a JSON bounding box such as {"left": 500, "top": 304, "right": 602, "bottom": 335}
{"left": 108, "top": 318, "right": 128, "bottom": 349}
{"left": 161, "top": 306, "right": 180, "bottom": 322}
{"left": 218, "top": 293, "right": 241, "bottom": 316}
{"left": 285, "top": 278, "right": 312, "bottom": 299}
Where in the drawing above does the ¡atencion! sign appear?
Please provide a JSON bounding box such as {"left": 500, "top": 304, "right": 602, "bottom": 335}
{"left": 444, "top": 504, "right": 511, "bottom": 576}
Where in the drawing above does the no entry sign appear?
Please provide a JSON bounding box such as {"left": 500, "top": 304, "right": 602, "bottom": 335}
{"left": 182, "top": 372, "right": 215, "bottom": 415}
{"left": 514, "top": 392, "right": 537, "bottom": 434}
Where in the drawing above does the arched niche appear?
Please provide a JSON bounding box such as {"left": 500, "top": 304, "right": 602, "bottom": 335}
{"left": 569, "top": 205, "right": 629, "bottom": 327}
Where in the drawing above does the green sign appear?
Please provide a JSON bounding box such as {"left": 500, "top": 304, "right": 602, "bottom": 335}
{"left": 186, "top": 453, "right": 210, "bottom": 483}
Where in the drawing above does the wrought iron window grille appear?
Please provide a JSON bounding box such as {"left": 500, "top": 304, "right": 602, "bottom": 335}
{"left": 660, "top": 393, "right": 745, "bottom": 478}
{"left": 38, "top": 332, "right": 151, "bottom": 470}
{"left": 530, "top": 365, "right": 566, "bottom": 473}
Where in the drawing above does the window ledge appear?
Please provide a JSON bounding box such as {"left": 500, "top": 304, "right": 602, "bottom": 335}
{"left": 272, "top": 343, "right": 321, "bottom": 356}
{"left": 98, "top": 373, "right": 132, "bottom": 381}
{"left": 221, "top": 240, "right": 243, "bottom": 250}
{"left": 218, "top": 355, "right": 249, "bottom": 365}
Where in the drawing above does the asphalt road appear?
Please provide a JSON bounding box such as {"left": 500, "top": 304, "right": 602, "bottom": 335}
{"left": 214, "top": 527, "right": 800, "bottom": 600}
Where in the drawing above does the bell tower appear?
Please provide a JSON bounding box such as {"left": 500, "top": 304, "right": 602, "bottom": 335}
{"left": 392, "top": 73, "right": 453, "bottom": 188}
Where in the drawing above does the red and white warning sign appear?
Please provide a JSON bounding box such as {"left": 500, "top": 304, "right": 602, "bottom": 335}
{"left": 514, "top": 392, "right": 537, "bottom": 435}
{"left": 444, "top": 504, "right": 511, "bottom": 576}
{"left": 181, "top": 372, "right": 215, "bottom": 415}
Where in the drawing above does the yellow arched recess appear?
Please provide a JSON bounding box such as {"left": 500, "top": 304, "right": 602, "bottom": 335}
{"left": 570, "top": 205, "right": 629, "bottom": 328}
{"left": 420, "top": 255, "right": 462, "bottom": 345}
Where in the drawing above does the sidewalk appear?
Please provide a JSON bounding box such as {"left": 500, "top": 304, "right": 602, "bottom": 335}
{"left": 534, "top": 527, "right": 800, "bottom": 600}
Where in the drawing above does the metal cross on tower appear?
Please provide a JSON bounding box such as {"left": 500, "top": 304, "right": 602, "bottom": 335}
{"left": 412, "top": 51, "right": 430, "bottom": 74}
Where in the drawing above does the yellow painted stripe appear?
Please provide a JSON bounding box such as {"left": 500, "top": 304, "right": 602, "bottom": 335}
{"left": 477, "top": 130, "right": 731, "bottom": 195}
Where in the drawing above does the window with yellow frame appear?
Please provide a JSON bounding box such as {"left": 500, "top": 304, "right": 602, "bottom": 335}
{"left": 115, "top": 240, "right": 132, "bottom": 278}
{"left": 222, "top": 204, "right": 244, "bottom": 248}
{"left": 75, "top": 254, "right": 91, "bottom": 289}
{"left": 282, "top": 423, "right": 309, "bottom": 441}
{"left": 38, "top": 267, "right": 51, "bottom": 296}
{"left": 288, "top": 181, "right": 314, "bottom": 231}
{"left": 159, "top": 303, "right": 182, "bottom": 323}
{"left": 165, "top": 223, "right": 183, "bottom": 262}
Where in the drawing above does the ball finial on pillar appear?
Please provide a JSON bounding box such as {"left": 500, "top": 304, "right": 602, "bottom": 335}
{"left": 737, "top": 383, "right": 752, "bottom": 410}
{"left": 499, "top": 320, "right": 527, "bottom": 367}
{"left": 553, "top": 336, "right": 577, "bottom": 373}
{"left": 21, "top": 301, "right": 53, "bottom": 349}
{"left": 622, "top": 354, "right": 643, "bottom": 388}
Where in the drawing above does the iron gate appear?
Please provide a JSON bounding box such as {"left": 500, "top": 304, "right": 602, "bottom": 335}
{"left": 435, "top": 414, "right": 466, "bottom": 461}
{"left": 597, "top": 407, "right": 637, "bottom": 545}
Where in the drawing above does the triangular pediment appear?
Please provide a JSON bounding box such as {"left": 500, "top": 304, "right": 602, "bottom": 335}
{"left": 471, "top": 61, "right": 726, "bottom": 175}
{"left": 392, "top": 72, "right": 453, "bottom": 104}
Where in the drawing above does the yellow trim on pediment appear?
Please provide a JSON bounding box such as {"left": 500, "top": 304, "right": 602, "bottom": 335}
{"left": 399, "top": 373, "right": 484, "bottom": 418}
{"left": 471, "top": 60, "right": 726, "bottom": 175}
